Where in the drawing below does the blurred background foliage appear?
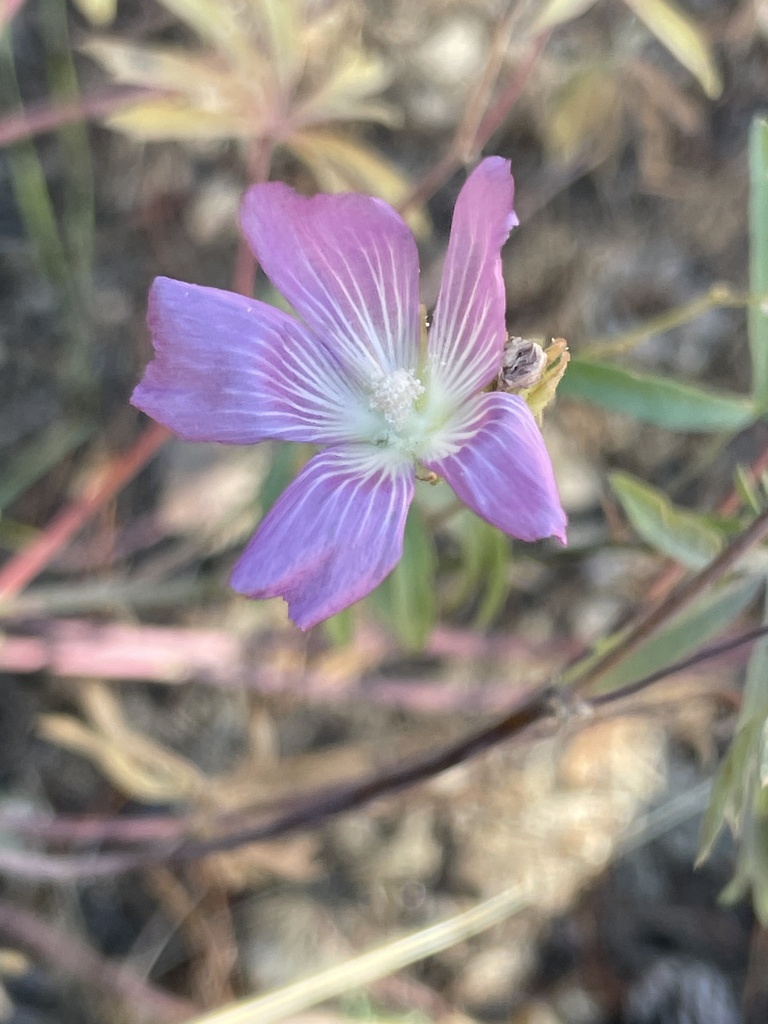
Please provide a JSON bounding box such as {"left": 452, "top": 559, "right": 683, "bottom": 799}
{"left": 2, "top": 1, "right": 768, "bottom": 1023}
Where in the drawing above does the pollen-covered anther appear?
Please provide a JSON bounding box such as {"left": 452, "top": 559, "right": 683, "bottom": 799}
{"left": 369, "top": 368, "right": 425, "bottom": 431}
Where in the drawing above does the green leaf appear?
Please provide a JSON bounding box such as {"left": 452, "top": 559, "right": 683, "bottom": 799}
{"left": 0, "top": 419, "right": 92, "bottom": 513}
{"left": 733, "top": 464, "right": 762, "bottom": 515}
{"left": 610, "top": 471, "right": 723, "bottom": 569}
{"left": 622, "top": 0, "right": 722, "bottom": 98}
{"left": 739, "top": 581, "right": 768, "bottom": 725}
{"left": 749, "top": 117, "right": 768, "bottom": 408}
{"left": 698, "top": 718, "right": 762, "bottom": 863}
{"left": 257, "top": 442, "right": 309, "bottom": 516}
{"left": 595, "top": 575, "right": 763, "bottom": 693}
{"left": 561, "top": 359, "right": 755, "bottom": 432}
{"left": 324, "top": 606, "right": 355, "bottom": 647}
{"left": 368, "top": 506, "right": 436, "bottom": 650}
{"left": 445, "top": 511, "right": 512, "bottom": 628}
{"left": 750, "top": 818, "right": 768, "bottom": 925}
{"left": 759, "top": 717, "right": 768, "bottom": 790}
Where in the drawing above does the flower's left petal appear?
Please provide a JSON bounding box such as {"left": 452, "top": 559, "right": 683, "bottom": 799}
{"left": 240, "top": 182, "right": 421, "bottom": 382}
{"left": 425, "top": 392, "right": 567, "bottom": 544}
{"left": 133, "top": 277, "right": 375, "bottom": 445}
{"left": 427, "top": 157, "right": 518, "bottom": 406}
{"left": 231, "top": 446, "right": 414, "bottom": 629}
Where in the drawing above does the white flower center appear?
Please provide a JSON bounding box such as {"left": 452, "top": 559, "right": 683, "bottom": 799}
{"left": 369, "top": 368, "right": 425, "bottom": 432}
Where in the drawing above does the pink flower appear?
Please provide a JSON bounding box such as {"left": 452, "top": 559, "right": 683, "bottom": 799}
{"left": 132, "top": 157, "right": 566, "bottom": 629}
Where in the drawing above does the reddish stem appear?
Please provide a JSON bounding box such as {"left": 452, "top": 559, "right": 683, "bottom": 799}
{"left": 0, "top": 898, "right": 196, "bottom": 1023}
{"left": 399, "top": 29, "right": 549, "bottom": 216}
{"left": 0, "top": 87, "right": 161, "bottom": 146}
{"left": 0, "top": 422, "right": 169, "bottom": 600}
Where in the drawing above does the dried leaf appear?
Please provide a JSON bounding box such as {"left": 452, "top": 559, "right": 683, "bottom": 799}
{"left": 622, "top": 0, "right": 722, "bottom": 98}
{"left": 293, "top": 49, "right": 398, "bottom": 130}
{"left": 153, "top": 0, "right": 253, "bottom": 67}
{"left": 525, "top": 338, "right": 570, "bottom": 421}
{"left": 38, "top": 712, "right": 208, "bottom": 803}
{"left": 532, "top": 0, "right": 598, "bottom": 31}
{"left": 545, "top": 67, "right": 624, "bottom": 166}
{"left": 254, "top": 0, "right": 302, "bottom": 91}
{"left": 288, "top": 129, "right": 430, "bottom": 236}
{"left": 70, "top": 0, "right": 116, "bottom": 26}
{"left": 102, "top": 102, "right": 254, "bottom": 142}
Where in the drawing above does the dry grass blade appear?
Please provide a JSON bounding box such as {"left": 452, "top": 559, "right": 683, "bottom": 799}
{"left": 184, "top": 883, "right": 532, "bottom": 1024}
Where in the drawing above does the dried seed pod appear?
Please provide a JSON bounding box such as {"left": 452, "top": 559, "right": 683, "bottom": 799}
{"left": 498, "top": 337, "right": 547, "bottom": 391}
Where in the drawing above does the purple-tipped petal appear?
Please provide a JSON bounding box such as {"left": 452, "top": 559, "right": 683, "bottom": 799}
{"left": 133, "top": 277, "right": 376, "bottom": 445}
{"left": 231, "top": 446, "right": 414, "bottom": 629}
{"left": 425, "top": 392, "right": 566, "bottom": 543}
{"left": 427, "top": 157, "right": 518, "bottom": 405}
{"left": 240, "top": 183, "right": 421, "bottom": 383}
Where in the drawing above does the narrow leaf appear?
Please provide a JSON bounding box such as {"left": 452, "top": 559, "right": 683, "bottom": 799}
{"left": 324, "top": 606, "right": 355, "bottom": 647}
{"left": 288, "top": 130, "right": 430, "bottom": 237}
{"left": 759, "top": 718, "right": 768, "bottom": 789}
{"left": 561, "top": 359, "right": 755, "bottom": 432}
{"left": 749, "top": 117, "right": 768, "bottom": 408}
{"left": 739, "top": 579, "right": 768, "bottom": 725}
{"left": 698, "top": 719, "right": 762, "bottom": 862}
{"left": 595, "top": 575, "right": 762, "bottom": 693}
{"left": 446, "top": 511, "right": 512, "bottom": 628}
{"left": 0, "top": 419, "right": 92, "bottom": 512}
{"left": 610, "top": 471, "right": 723, "bottom": 569}
{"left": 369, "top": 507, "right": 436, "bottom": 650}
{"left": 70, "top": 0, "right": 116, "bottom": 25}
{"left": 734, "top": 464, "right": 762, "bottom": 515}
{"left": 532, "top": 0, "right": 598, "bottom": 31}
{"left": 152, "top": 0, "right": 252, "bottom": 66}
{"left": 622, "top": 0, "right": 722, "bottom": 98}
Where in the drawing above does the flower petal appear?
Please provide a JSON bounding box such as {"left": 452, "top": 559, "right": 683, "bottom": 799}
{"left": 240, "top": 182, "right": 421, "bottom": 382}
{"left": 231, "top": 446, "right": 414, "bottom": 629}
{"left": 425, "top": 392, "right": 567, "bottom": 543}
{"left": 133, "top": 276, "right": 377, "bottom": 445}
{"left": 427, "top": 157, "right": 518, "bottom": 406}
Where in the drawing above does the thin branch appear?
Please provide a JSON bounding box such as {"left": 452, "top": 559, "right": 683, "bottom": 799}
{"left": 0, "top": 899, "right": 196, "bottom": 1024}
{"left": 0, "top": 421, "right": 170, "bottom": 600}
{"left": 3, "top": 620, "right": 768, "bottom": 882}
{"left": 0, "top": 131, "right": 275, "bottom": 600}
{"left": 563, "top": 506, "right": 768, "bottom": 694}
{"left": 0, "top": 87, "right": 161, "bottom": 146}
{"left": 398, "top": 15, "right": 548, "bottom": 216}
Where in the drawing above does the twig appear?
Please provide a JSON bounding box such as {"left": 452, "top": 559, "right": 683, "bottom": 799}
{"left": 0, "top": 421, "right": 170, "bottom": 600}
{"left": 398, "top": 18, "right": 549, "bottom": 216}
{"left": 3, "top": 620, "right": 768, "bottom": 882}
{"left": 564, "top": 506, "right": 768, "bottom": 694}
{"left": 0, "top": 899, "right": 196, "bottom": 1024}
{"left": 0, "top": 131, "right": 276, "bottom": 600}
{"left": 232, "top": 137, "right": 274, "bottom": 297}
{"left": 0, "top": 87, "right": 161, "bottom": 146}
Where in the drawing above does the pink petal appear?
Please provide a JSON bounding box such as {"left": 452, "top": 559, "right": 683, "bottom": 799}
{"left": 240, "top": 183, "right": 421, "bottom": 383}
{"left": 133, "top": 276, "right": 375, "bottom": 445}
{"left": 231, "top": 446, "right": 414, "bottom": 629}
{"left": 425, "top": 392, "right": 567, "bottom": 544}
{"left": 427, "top": 157, "right": 518, "bottom": 405}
